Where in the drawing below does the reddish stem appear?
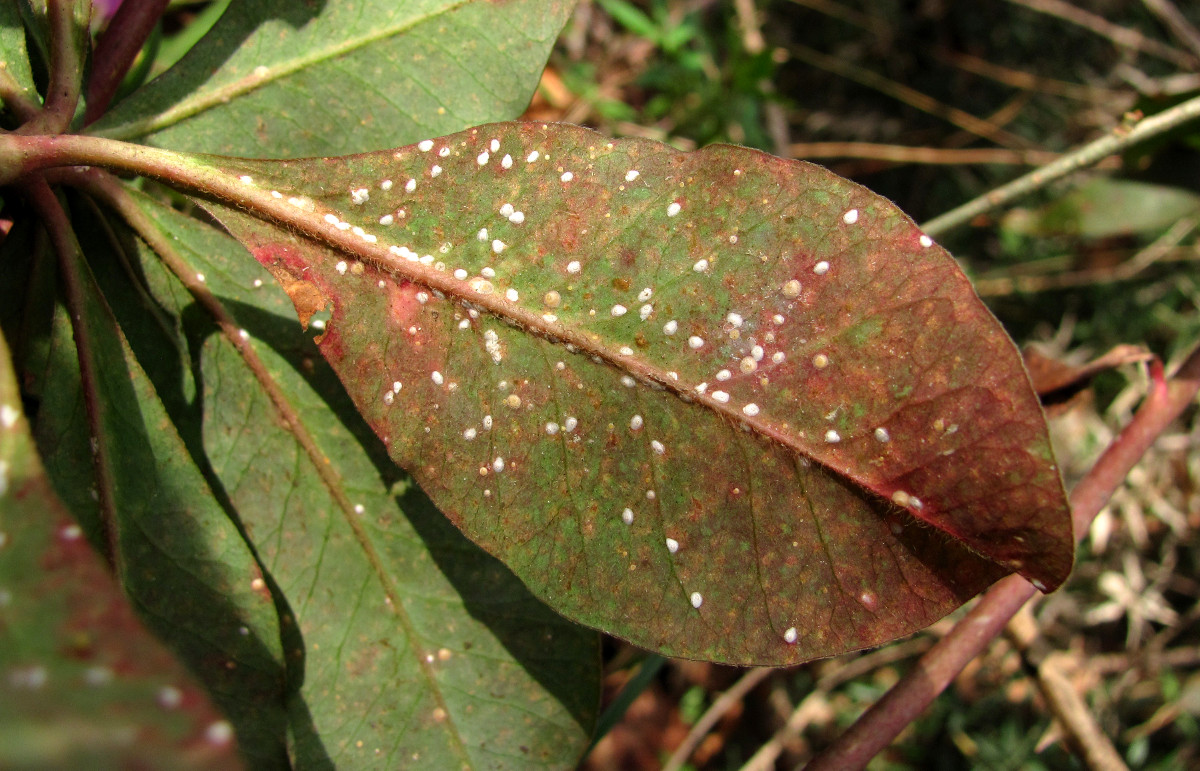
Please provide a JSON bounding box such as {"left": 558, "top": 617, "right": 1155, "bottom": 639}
{"left": 84, "top": 0, "right": 169, "bottom": 125}
{"left": 23, "top": 177, "right": 122, "bottom": 572}
{"left": 807, "top": 346, "right": 1200, "bottom": 771}
{"left": 22, "top": 0, "right": 84, "bottom": 135}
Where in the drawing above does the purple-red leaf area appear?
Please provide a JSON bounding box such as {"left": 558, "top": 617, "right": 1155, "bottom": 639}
{"left": 18, "top": 505, "right": 238, "bottom": 767}
{"left": 221, "top": 122, "right": 1072, "bottom": 664}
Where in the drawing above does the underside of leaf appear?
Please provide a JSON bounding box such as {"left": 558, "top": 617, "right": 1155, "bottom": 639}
{"left": 205, "top": 122, "right": 1073, "bottom": 664}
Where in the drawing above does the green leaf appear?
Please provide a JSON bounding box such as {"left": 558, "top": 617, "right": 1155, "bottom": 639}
{"left": 596, "top": 0, "right": 661, "bottom": 43}
{"left": 96, "top": 184, "right": 600, "bottom": 768}
{"left": 201, "top": 122, "right": 1074, "bottom": 665}
{"left": 29, "top": 223, "right": 290, "bottom": 766}
{"left": 0, "top": 331, "right": 242, "bottom": 770}
{"left": 90, "top": 0, "right": 575, "bottom": 157}
{"left": 0, "top": 0, "right": 39, "bottom": 116}
{"left": 1001, "top": 177, "right": 1200, "bottom": 240}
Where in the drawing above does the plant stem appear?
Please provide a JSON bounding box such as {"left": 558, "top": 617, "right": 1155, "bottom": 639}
{"left": 84, "top": 0, "right": 169, "bottom": 125}
{"left": 22, "top": 0, "right": 85, "bottom": 135}
{"left": 23, "top": 178, "right": 122, "bottom": 572}
{"left": 806, "top": 344, "right": 1200, "bottom": 771}
{"left": 921, "top": 93, "right": 1200, "bottom": 237}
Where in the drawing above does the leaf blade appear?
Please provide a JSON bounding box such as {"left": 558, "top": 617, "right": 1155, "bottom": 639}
{"left": 111, "top": 184, "right": 601, "bottom": 768}
{"left": 90, "top": 0, "right": 575, "bottom": 157}
{"left": 0, "top": 331, "right": 243, "bottom": 771}
{"left": 30, "top": 217, "right": 290, "bottom": 766}
{"left": 205, "top": 122, "right": 1074, "bottom": 664}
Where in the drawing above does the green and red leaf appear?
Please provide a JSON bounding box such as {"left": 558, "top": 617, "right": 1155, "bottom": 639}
{"left": 201, "top": 121, "right": 1074, "bottom": 665}
{"left": 0, "top": 330, "right": 241, "bottom": 770}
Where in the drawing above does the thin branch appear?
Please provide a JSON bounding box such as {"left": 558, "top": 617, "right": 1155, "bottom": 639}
{"left": 663, "top": 667, "right": 774, "bottom": 771}
{"left": 791, "top": 142, "right": 1067, "bottom": 167}
{"left": 23, "top": 177, "right": 121, "bottom": 571}
{"left": 806, "top": 343, "right": 1200, "bottom": 771}
{"left": 971, "top": 218, "right": 1199, "bottom": 296}
{"left": 84, "top": 0, "right": 170, "bottom": 124}
{"left": 921, "top": 93, "right": 1200, "bottom": 237}
{"left": 789, "top": 43, "right": 1031, "bottom": 149}
{"left": 933, "top": 48, "right": 1126, "bottom": 103}
{"left": 1006, "top": 611, "right": 1128, "bottom": 771}
{"left": 739, "top": 637, "right": 933, "bottom": 771}
{"left": 1004, "top": 0, "right": 1197, "bottom": 69}
{"left": 781, "top": 0, "right": 889, "bottom": 37}
{"left": 733, "top": 0, "right": 765, "bottom": 54}
{"left": 1140, "top": 0, "right": 1200, "bottom": 61}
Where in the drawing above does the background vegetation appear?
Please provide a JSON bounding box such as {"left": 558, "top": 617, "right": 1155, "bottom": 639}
{"left": 518, "top": 2, "right": 1200, "bottom": 768}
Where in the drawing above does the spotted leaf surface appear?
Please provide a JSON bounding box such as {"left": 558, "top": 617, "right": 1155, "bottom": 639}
{"left": 211, "top": 122, "right": 1073, "bottom": 664}
{"left": 0, "top": 334, "right": 240, "bottom": 770}
{"left": 91, "top": 0, "right": 574, "bottom": 157}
